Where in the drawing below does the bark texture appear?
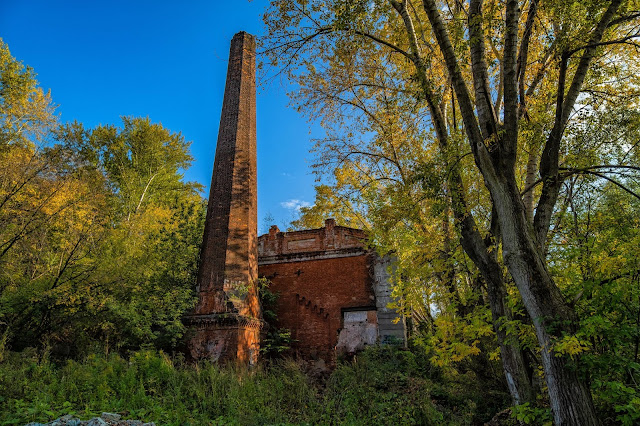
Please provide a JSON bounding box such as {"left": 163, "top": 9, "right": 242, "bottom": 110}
{"left": 421, "top": 0, "right": 623, "bottom": 423}
{"left": 389, "top": 0, "right": 535, "bottom": 406}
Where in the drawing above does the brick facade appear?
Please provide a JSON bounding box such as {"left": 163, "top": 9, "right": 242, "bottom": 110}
{"left": 258, "top": 219, "right": 406, "bottom": 366}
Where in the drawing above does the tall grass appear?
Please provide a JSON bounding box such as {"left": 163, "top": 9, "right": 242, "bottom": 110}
{"left": 0, "top": 347, "right": 499, "bottom": 425}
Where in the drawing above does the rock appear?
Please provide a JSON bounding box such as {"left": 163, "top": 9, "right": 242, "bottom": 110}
{"left": 100, "top": 413, "right": 121, "bottom": 422}
{"left": 52, "top": 416, "right": 81, "bottom": 426}
{"left": 24, "top": 412, "right": 153, "bottom": 426}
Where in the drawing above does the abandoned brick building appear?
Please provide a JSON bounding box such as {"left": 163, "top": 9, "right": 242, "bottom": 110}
{"left": 258, "top": 220, "right": 405, "bottom": 366}
{"left": 185, "top": 31, "right": 405, "bottom": 366}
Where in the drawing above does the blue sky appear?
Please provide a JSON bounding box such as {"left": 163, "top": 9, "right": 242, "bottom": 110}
{"left": 0, "top": 0, "right": 320, "bottom": 233}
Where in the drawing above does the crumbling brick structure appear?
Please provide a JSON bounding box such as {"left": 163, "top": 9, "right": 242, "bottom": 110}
{"left": 258, "top": 219, "right": 406, "bottom": 367}
{"left": 188, "top": 32, "right": 405, "bottom": 366}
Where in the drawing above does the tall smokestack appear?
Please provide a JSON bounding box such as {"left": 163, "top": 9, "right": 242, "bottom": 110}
{"left": 186, "top": 31, "right": 261, "bottom": 364}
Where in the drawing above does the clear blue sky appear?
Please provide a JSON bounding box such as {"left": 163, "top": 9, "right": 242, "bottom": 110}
{"left": 0, "top": 0, "right": 321, "bottom": 234}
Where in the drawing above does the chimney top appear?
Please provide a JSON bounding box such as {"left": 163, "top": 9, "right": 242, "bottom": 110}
{"left": 233, "top": 31, "right": 254, "bottom": 39}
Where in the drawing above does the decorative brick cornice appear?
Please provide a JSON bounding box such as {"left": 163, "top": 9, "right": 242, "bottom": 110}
{"left": 258, "top": 218, "right": 369, "bottom": 260}
{"left": 185, "top": 313, "right": 265, "bottom": 330}
{"left": 258, "top": 247, "right": 368, "bottom": 265}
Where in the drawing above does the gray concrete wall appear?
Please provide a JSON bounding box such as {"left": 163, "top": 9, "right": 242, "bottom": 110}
{"left": 372, "top": 253, "right": 407, "bottom": 346}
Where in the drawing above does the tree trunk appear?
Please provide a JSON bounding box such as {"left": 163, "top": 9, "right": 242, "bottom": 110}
{"left": 447, "top": 168, "right": 536, "bottom": 406}
{"left": 482, "top": 254, "right": 535, "bottom": 406}
{"left": 489, "top": 173, "right": 599, "bottom": 425}
{"left": 522, "top": 142, "right": 539, "bottom": 223}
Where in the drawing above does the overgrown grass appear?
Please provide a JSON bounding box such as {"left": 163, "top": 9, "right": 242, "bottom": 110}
{"left": 0, "top": 346, "right": 503, "bottom": 425}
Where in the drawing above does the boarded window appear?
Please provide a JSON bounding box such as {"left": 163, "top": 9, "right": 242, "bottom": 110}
{"left": 336, "top": 309, "right": 378, "bottom": 354}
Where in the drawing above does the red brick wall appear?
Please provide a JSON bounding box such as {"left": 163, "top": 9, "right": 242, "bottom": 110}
{"left": 188, "top": 321, "right": 260, "bottom": 365}
{"left": 259, "top": 253, "right": 375, "bottom": 364}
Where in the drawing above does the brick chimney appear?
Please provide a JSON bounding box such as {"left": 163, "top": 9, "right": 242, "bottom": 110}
{"left": 186, "top": 32, "right": 262, "bottom": 364}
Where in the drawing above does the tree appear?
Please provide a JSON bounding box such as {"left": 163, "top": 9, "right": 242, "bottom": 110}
{"left": 263, "top": 0, "right": 640, "bottom": 423}
{"left": 0, "top": 38, "right": 55, "bottom": 150}
{"left": 86, "top": 116, "right": 198, "bottom": 221}
{"left": 51, "top": 118, "right": 204, "bottom": 351}
{"left": 0, "top": 39, "right": 205, "bottom": 353}
{"left": 290, "top": 184, "right": 369, "bottom": 230}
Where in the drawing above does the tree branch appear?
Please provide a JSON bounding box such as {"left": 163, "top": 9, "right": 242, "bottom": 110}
{"left": 517, "top": 0, "right": 539, "bottom": 118}
{"left": 502, "top": 0, "right": 520, "bottom": 169}
{"left": 469, "top": 0, "right": 499, "bottom": 141}
{"left": 568, "top": 32, "right": 640, "bottom": 56}
{"left": 422, "top": 0, "right": 490, "bottom": 171}
{"left": 534, "top": 0, "right": 624, "bottom": 248}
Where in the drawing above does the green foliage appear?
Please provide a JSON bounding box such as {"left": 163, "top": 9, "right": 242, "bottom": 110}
{"left": 0, "top": 346, "right": 494, "bottom": 425}
{"left": 87, "top": 116, "right": 199, "bottom": 220}
{"left": 0, "top": 41, "right": 205, "bottom": 355}
{"left": 290, "top": 184, "right": 367, "bottom": 230}
{"left": 324, "top": 346, "right": 469, "bottom": 425}
{"left": 258, "top": 279, "right": 295, "bottom": 359}
{"left": 0, "top": 350, "right": 316, "bottom": 425}
{"left": 550, "top": 179, "right": 640, "bottom": 424}
{"left": 511, "top": 403, "right": 552, "bottom": 425}
{"left": 91, "top": 193, "right": 206, "bottom": 351}
{"left": 0, "top": 38, "right": 55, "bottom": 148}
{"left": 260, "top": 328, "right": 294, "bottom": 358}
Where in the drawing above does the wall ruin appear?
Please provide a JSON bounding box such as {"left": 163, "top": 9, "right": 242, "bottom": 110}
{"left": 258, "top": 219, "right": 406, "bottom": 366}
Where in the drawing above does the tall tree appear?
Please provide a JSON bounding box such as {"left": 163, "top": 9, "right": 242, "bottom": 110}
{"left": 88, "top": 117, "right": 197, "bottom": 221}
{"left": 0, "top": 40, "right": 205, "bottom": 353}
{"left": 263, "top": 0, "right": 640, "bottom": 423}
{"left": 0, "top": 38, "right": 55, "bottom": 150}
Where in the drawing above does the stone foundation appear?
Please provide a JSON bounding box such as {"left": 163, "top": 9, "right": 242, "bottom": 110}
{"left": 186, "top": 314, "right": 262, "bottom": 365}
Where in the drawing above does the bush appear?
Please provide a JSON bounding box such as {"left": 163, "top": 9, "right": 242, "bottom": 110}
{"left": 0, "top": 346, "right": 500, "bottom": 425}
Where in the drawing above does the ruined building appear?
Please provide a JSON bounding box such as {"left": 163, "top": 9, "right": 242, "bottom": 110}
{"left": 187, "top": 32, "right": 405, "bottom": 366}
{"left": 259, "top": 220, "right": 405, "bottom": 366}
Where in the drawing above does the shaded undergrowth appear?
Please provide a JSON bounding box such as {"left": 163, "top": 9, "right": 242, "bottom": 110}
{"left": 0, "top": 346, "right": 506, "bottom": 425}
